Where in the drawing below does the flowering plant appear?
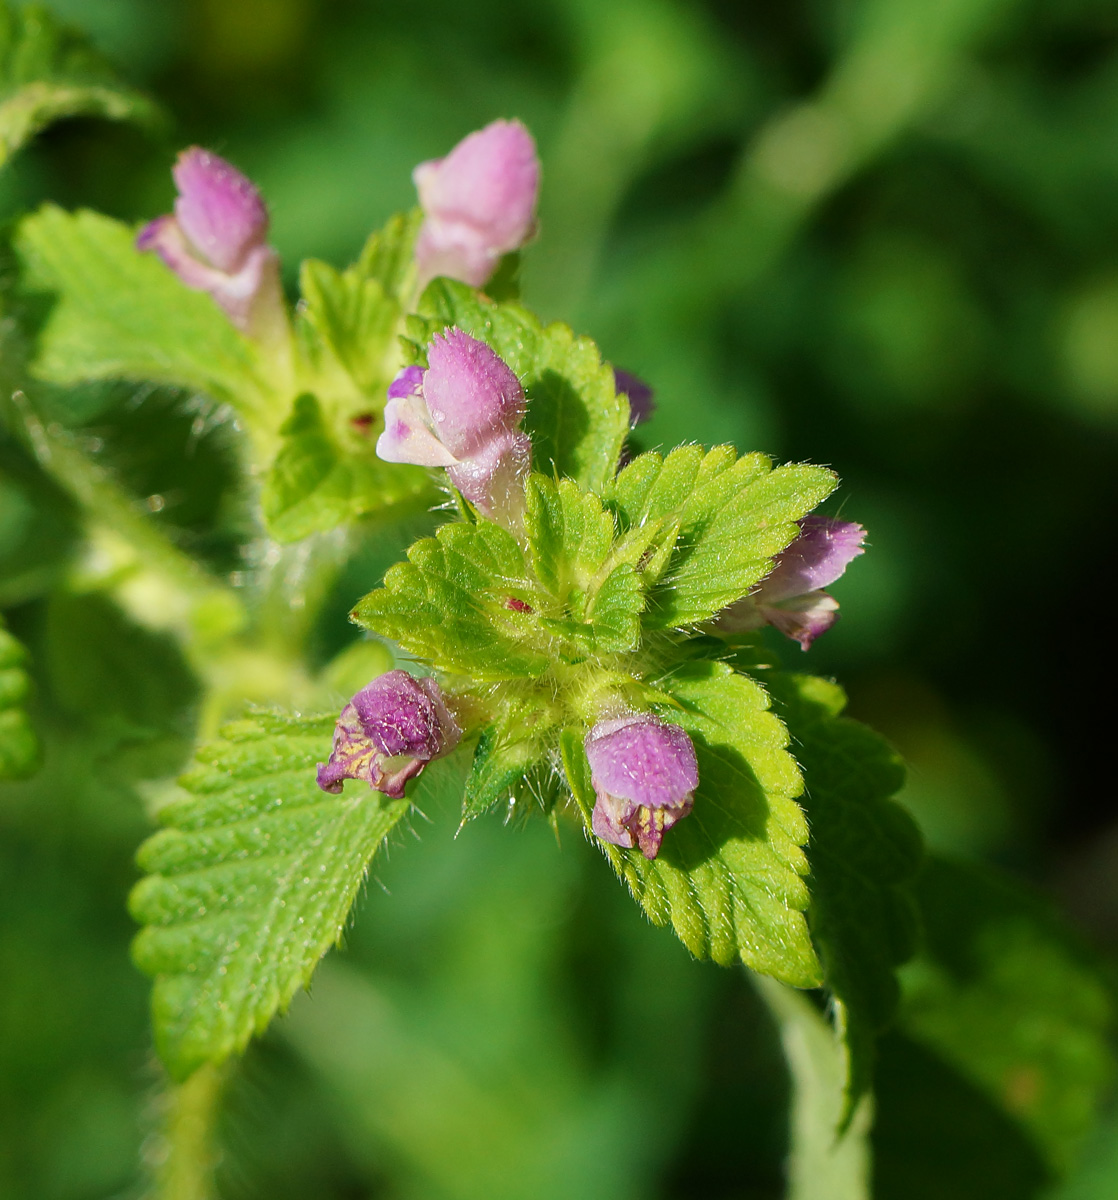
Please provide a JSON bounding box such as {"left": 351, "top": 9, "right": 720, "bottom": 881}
{"left": 0, "top": 9, "right": 1112, "bottom": 1194}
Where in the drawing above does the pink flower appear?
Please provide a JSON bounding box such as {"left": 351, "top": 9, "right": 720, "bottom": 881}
{"left": 316, "top": 670, "right": 461, "bottom": 799}
{"left": 377, "top": 329, "right": 531, "bottom": 521}
{"left": 585, "top": 713, "right": 699, "bottom": 860}
{"left": 717, "top": 516, "right": 866, "bottom": 649}
{"left": 413, "top": 119, "right": 540, "bottom": 289}
{"left": 137, "top": 147, "right": 282, "bottom": 336}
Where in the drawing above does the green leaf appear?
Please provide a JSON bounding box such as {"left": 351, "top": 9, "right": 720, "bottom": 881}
{"left": 524, "top": 475, "right": 645, "bottom": 655}
{"left": 756, "top": 977, "right": 872, "bottom": 1200}
{"left": 298, "top": 260, "right": 402, "bottom": 399}
{"left": 409, "top": 279, "right": 629, "bottom": 491}
{"left": 900, "top": 858, "right": 1115, "bottom": 1174}
{"left": 352, "top": 521, "right": 550, "bottom": 682}
{"left": 261, "top": 393, "right": 432, "bottom": 542}
{"left": 605, "top": 445, "right": 838, "bottom": 628}
{"left": 354, "top": 208, "right": 421, "bottom": 302}
{"left": 462, "top": 725, "right": 551, "bottom": 823}
{"left": 15, "top": 206, "right": 270, "bottom": 414}
{"left": 0, "top": 2, "right": 160, "bottom": 169}
{"left": 129, "top": 710, "right": 409, "bottom": 1079}
{"left": 0, "top": 614, "right": 38, "bottom": 779}
{"left": 768, "top": 671, "right": 922, "bottom": 1125}
{"left": 562, "top": 661, "right": 822, "bottom": 987}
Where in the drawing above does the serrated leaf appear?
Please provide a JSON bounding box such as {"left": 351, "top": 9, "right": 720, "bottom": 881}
{"left": 901, "top": 858, "right": 1114, "bottom": 1174}
{"left": 15, "top": 206, "right": 270, "bottom": 414}
{"left": 0, "top": 2, "right": 160, "bottom": 169}
{"left": 129, "top": 710, "right": 409, "bottom": 1079}
{"left": 261, "top": 393, "right": 432, "bottom": 542}
{"left": 767, "top": 671, "right": 922, "bottom": 1127}
{"left": 298, "top": 260, "right": 401, "bottom": 399}
{"left": 462, "top": 725, "right": 550, "bottom": 823}
{"left": 410, "top": 279, "right": 629, "bottom": 491}
{"left": 604, "top": 445, "right": 838, "bottom": 628}
{"left": 0, "top": 614, "right": 38, "bottom": 779}
{"left": 352, "top": 521, "right": 549, "bottom": 682}
{"left": 562, "top": 661, "right": 822, "bottom": 987}
{"left": 355, "top": 208, "right": 421, "bottom": 301}
{"left": 524, "top": 475, "right": 645, "bottom": 654}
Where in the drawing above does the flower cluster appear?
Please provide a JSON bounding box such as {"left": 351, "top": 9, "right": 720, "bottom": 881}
{"left": 139, "top": 121, "right": 866, "bottom": 864}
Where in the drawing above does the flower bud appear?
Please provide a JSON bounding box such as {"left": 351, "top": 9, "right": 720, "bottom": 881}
{"left": 584, "top": 713, "right": 699, "bottom": 860}
{"left": 613, "top": 368, "right": 655, "bottom": 428}
{"left": 316, "top": 670, "right": 461, "bottom": 799}
{"left": 413, "top": 119, "right": 540, "bottom": 289}
{"left": 377, "top": 329, "right": 531, "bottom": 521}
{"left": 137, "top": 147, "right": 284, "bottom": 338}
{"left": 717, "top": 516, "right": 866, "bottom": 649}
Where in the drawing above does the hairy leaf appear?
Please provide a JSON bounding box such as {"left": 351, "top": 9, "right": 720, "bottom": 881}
{"left": 0, "top": 2, "right": 159, "bottom": 169}
{"left": 15, "top": 206, "right": 269, "bottom": 413}
{"left": 409, "top": 280, "right": 629, "bottom": 491}
{"left": 768, "top": 671, "right": 922, "bottom": 1125}
{"left": 901, "top": 858, "right": 1114, "bottom": 1173}
{"left": 262, "top": 393, "right": 431, "bottom": 542}
{"left": 462, "top": 725, "right": 552, "bottom": 823}
{"left": 0, "top": 615, "right": 38, "bottom": 779}
{"left": 355, "top": 208, "right": 421, "bottom": 301}
{"left": 524, "top": 475, "right": 645, "bottom": 655}
{"left": 129, "top": 711, "right": 409, "bottom": 1079}
{"left": 298, "top": 260, "right": 401, "bottom": 399}
{"left": 605, "top": 445, "right": 837, "bottom": 628}
{"left": 352, "top": 521, "right": 549, "bottom": 682}
{"left": 562, "top": 661, "right": 822, "bottom": 987}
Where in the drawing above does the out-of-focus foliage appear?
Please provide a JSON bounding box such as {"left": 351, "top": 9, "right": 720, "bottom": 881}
{"left": 1, "top": 0, "right": 1116, "bottom": 1198}
{"left": 0, "top": 0, "right": 157, "bottom": 167}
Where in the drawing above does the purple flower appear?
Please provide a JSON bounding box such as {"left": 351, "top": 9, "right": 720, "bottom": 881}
{"left": 316, "top": 670, "right": 462, "bottom": 799}
{"left": 717, "top": 516, "right": 866, "bottom": 649}
{"left": 377, "top": 329, "right": 531, "bottom": 521}
{"left": 585, "top": 713, "right": 699, "bottom": 860}
{"left": 613, "top": 368, "right": 655, "bottom": 428}
{"left": 413, "top": 119, "right": 540, "bottom": 289}
{"left": 137, "top": 147, "right": 283, "bottom": 336}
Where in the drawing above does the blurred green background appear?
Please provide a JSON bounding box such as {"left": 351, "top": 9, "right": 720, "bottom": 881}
{"left": 1, "top": 0, "right": 1117, "bottom": 1196}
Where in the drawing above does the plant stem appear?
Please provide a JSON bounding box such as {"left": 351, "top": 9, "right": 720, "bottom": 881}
{"left": 148, "top": 1063, "right": 227, "bottom": 1200}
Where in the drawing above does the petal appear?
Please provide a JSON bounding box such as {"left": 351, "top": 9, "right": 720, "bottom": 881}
{"left": 763, "top": 591, "right": 840, "bottom": 650}
{"left": 592, "top": 794, "right": 636, "bottom": 849}
{"left": 315, "top": 702, "right": 381, "bottom": 793}
{"left": 757, "top": 516, "right": 866, "bottom": 604}
{"left": 137, "top": 215, "right": 229, "bottom": 293}
{"left": 585, "top": 713, "right": 698, "bottom": 811}
{"left": 414, "top": 119, "right": 539, "bottom": 253}
{"left": 138, "top": 217, "right": 277, "bottom": 332}
{"left": 414, "top": 219, "right": 499, "bottom": 289}
{"left": 351, "top": 669, "right": 461, "bottom": 762}
{"left": 386, "top": 364, "right": 425, "bottom": 401}
{"left": 172, "top": 147, "right": 268, "bottom": 273}
{"left": 376, "top": 394, "right": 459, "bottom": 467}
{"left": 423, "top": 329, "right": 525, "bottom": 459}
